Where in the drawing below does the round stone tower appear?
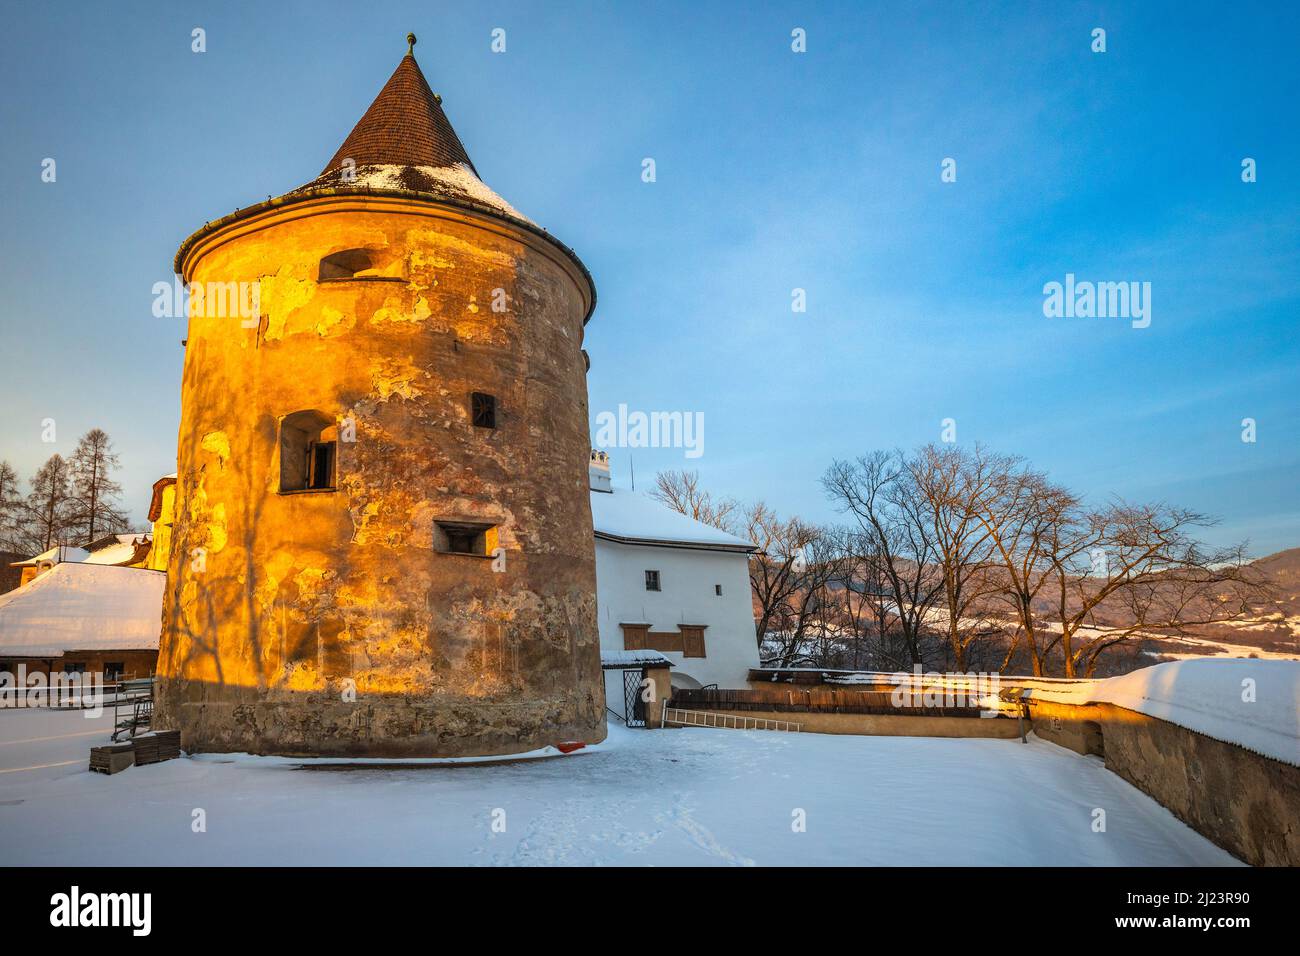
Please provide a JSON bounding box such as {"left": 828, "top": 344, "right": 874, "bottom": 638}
{"left": 155, "top": 37, "right": 605, "bottom": 756}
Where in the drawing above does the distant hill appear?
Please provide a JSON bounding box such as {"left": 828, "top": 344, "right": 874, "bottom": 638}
{"left": 1117, "top": 547, "right": 1300, "bottom": 665}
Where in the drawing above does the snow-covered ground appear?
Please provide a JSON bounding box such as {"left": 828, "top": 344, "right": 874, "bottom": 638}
{"left": 0, "top": 709, "right": 1238, "bottom": 866}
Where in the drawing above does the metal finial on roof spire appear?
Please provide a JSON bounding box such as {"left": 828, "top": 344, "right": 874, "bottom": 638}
{"left": 406, "top": 33, "right": 417, "bottom": 55}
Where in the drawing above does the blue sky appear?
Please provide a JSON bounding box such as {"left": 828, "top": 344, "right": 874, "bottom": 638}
{"left": 1, "top": 1, "right": 1296, "bottom": 554}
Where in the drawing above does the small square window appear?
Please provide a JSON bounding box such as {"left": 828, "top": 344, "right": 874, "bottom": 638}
{"left": 471, "top": 392, "right": 497, "bottom": 429}
{"left": 435, "top": 521, "right": 498, "bottom": 557}
{"left": 644, "top": 570, "right": 661, "bottom": 592}
{"left": 105, "top": 662, "right": 125, "bottom": 680}
{"left": 715, "top": 584, "right": 722, "bottom": 596}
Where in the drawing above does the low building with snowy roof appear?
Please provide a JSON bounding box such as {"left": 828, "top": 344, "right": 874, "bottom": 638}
{"left": 9, "top": 533, "right": 152, "bottom": 588}
{"left": 9, "top": 545, "right": 93, "bottom": 588}
{"left": 588, "top": 452, "right": 759, "bottom": 723}
{"left": 0, "top": 561, "right": 163, "bottom": 681}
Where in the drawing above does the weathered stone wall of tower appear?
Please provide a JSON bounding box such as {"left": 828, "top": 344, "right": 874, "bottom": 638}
{"left": 155, "top": 196, "right": 605, "bottom": 756}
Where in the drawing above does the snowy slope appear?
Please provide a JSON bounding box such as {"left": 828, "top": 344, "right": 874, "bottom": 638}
{"left": 0, "top": 563, "right": 165, "bottom": 656}
{"left": 1027, "top": 659, "right": 1299, "bottom": 766}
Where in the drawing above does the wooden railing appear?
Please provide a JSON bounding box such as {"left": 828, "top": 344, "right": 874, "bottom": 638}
{"left": 663, "top": 708, "right": 802, "bottom": 732}
{"left": 669, "top": 686, "right": 988, "bottom": 718}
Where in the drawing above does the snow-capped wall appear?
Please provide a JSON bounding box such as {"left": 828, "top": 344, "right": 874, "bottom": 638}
{"left": 1028, "top": 659, "right": 1299, "bottom": 767}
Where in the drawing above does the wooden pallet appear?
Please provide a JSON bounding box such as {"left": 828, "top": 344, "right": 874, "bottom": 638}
{"left": 89, "top": 743, "right": 136, "bottom": 775}
{"left": 131, "top": 730, "right": 181, "bottom": 765}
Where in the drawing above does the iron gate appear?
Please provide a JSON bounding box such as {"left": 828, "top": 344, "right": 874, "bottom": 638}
{"left": 623, "top": 669, "right": 648, "bottom": 727}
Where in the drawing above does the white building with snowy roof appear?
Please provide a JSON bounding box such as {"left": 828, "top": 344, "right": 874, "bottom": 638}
{"left": 588, "top": 452, "right": 759, "bottom": 720}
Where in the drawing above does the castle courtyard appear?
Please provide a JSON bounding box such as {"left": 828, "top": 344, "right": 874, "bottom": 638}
{"left": 0, "top": 708, "right": 1238, "bottom": 866}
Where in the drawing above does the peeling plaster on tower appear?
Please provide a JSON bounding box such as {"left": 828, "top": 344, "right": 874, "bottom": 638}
{"left": 155, "top": 36, "right": 606, "bottom": 756}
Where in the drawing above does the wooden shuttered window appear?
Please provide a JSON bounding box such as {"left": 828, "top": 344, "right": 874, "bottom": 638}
{"left": 621, "top": 624, "right": 649, "bottom": 650}
{"left": 621, "top": 624, "right": 706, "bottom": 658}
{"left": 681, "top": 626, "right": 706, "bottom": 658}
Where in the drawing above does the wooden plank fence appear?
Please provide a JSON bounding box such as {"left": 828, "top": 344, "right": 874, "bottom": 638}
{"left": 668, "top": 687, "right": 986, "bottom": 718}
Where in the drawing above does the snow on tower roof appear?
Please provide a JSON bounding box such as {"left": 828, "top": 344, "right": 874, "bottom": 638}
{"left": 0, "top": 562, "right": 164, "bottom": 657}
{"left": 590, "top": 485, "right": 756, "bottom": 553}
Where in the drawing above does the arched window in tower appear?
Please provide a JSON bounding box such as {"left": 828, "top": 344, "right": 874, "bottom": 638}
{"left": 318, "top": 248, "right": 374, "bottom": 281}
{"left": 279, "top": 410, "right": 337, "bottom": 492}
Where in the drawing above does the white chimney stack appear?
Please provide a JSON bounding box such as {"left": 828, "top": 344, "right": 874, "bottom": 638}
{"left": 589, "top": 449, "right": 611, "bottom": 493}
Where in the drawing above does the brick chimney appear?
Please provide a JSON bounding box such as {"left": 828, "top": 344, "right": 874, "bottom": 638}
{"left": 589, "top": 449, "right": 611, "bottom": 493}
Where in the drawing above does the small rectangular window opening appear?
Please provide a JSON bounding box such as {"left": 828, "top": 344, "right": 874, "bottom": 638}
{"left": 645, "top": 570, "right": 661, "bottom": 592}
{"left": 308, "top": 441, "right": 336, "bottom": 490}
{"left": 715, "top": 584, "right": 722, "bottom": 596}
{"left": 280, "top": 412, "right": 337, "bottom": 493}
{"left": 435, "top": 521, "right": 498, "bottom": 557}
{"left": 471, "top": 392, "right": 497, "bottom": 429}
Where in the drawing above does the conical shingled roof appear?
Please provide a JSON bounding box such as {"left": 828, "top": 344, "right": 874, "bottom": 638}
{"left": 296, "top": 39, "right": 532, "bottom": 225}
{"left": 320, "top": 50, "right": 479, "bottom": 178}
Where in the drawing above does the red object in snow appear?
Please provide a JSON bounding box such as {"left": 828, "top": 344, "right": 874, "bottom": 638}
{"left": 555, "top": 741, "right": 586, "bottom": 754}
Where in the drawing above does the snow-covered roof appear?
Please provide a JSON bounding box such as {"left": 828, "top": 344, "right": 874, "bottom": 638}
{"left": 590, "top": 486, "right": 755, "bottom": 553}
{"left": 82, "top": 538, "right": 147, "bottom": 566}
{"left": 1026, "top": 659, "right": 1300, "bottom": 767}
{"left": 601, "top": 650, "right": 676, "bottom": 669}
{"left": 0, "top": 562, "right": 165, "bottom": 657}
{"left": 309, "top": 162, "right": 534, "bottom": 225}
{"left": 10, "top": 545, "right": 90, "bottom": 567}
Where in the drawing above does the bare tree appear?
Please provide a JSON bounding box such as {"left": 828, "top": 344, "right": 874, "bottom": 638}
{"left": 648, "top": 469, "right": 739, "bottom": 533}
{"left": 777, "top": 530, "right": 850, "bottom": 667}
{"left": 820, "top": 528, "right": 874, "bottom": 669}
{"left": 823, "top": 452, "right": 945, "bottom": 666}
{"left": 967, "top": 457, "right": 1270, "bottom": 676}
{"left": 962, "top": 461, "right": 1079, "bottom": 675}
{"left": 67, "top": 428, "right": 129, "bottom": 545}
{"left": 23, "top": 454, "right": 75, "bottom": 553}
{"left": 1041, "top": 503, "right": 1268, "bottom": 677}
{"left": 744, "top": 503, "right": 842, "bottom": 665}
{"left": 909, "top": 444, "right": 1016, "bottom": 672}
